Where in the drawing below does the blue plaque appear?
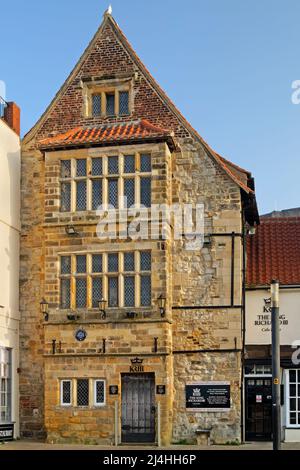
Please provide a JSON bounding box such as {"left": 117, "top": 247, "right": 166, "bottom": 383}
{"left": 75, "top": 329, "right": 87, "bottom": 341}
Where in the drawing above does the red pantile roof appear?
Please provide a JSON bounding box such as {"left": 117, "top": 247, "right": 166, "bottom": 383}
{"left": 247, "top": 217, "right": 300, "bottom": 286}
{"left": 38, "top": 119, "right": 176, "bottom": 151}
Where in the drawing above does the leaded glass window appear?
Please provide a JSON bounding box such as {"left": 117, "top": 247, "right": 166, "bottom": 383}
{"left": 61, "top": 160, "right": 71, "bottom": 178}
{"left": 94, "top": 380, "right": 105, "bottom": 405}
{"left": 106, "top": 93, "right": 115, "bottom": 116}
{"left": 124, "top": 252, "right": 135, "bottom": 272}
{"left": 119, "top": 91, "right": 129, "bottom": 115}
{"left": 61, "top": 380, "right": 72, "bottom": 406}
{"left": 61, "top": 182, "right": 71, "bottom": 212}
{"left": 76, "top": 159, "right": 87, "bottom": 177}
{"left": 108, "top": 253, "right": 119, "bottom": 272}
{"left": 77, "top": 379, "right": 89, "bottom": 406}
{"left": 124, "top": 178, "right": 135, "bottom": 208}
{"left": 76, "top": 278, "right": 87, "bottom": 308}
{"left": 92, "top": 277, "right": 102, "bottom": 308}
{"left": 108, "top": 156, "right": 119, "bottom": 175}
{"left": 108, "top": 277, "right": 118, "bottom": 307}
{"left": 92, "top": 254, "right": 102, "bottom": 273}
{"left": 61, "top": 256, "right": 71, "bottom": 274}
{"left": 76, "top": 255, "right": 86, "bottom": 273}
{"left": 91, "top": 158, "right": 102, "bottom": 176}
{"left": 60, "top": 278, "right": 71, "bottom": 309}
{"left": 76, "top": 180, "right": 87, "bottom": 211}
{"left": 124, "top": 155, "right": 135, "bottom": 173}
{"left": 108, "top": 179, "right": 118, "bottom": 208}
{"left": 140, "top": 275, "right": 151, "bottom": 306}
{"left": 140, "top": 154, "right": 151, "bottom": 173}
{"left": 124, "top": 276, "right": 135, "bottom": 307}
{"left": 92, "top": 179, "right": 102, "bottom": 210}
{"left": 92, "top": 94, "right": 101, "bottom": 116}
{"left": 140, "top": 177, "right": 151, "bottom": 207}
{"left": 140, "top": 251, "right": 151, "bottom": 271}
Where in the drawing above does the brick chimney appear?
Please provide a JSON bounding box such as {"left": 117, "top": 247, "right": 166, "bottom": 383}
{"left": 4, "top": 102, "right": 20, "bottom": 136}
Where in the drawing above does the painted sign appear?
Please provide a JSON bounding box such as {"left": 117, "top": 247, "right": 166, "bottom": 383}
{"left": 0, "top": 424, "right": 14, "bottom": 442}
{"left": 186, "top": 381, "right": 230, "bottom": 411}
{"left": 246, "top": 289, "right": 300, "bottom": 345}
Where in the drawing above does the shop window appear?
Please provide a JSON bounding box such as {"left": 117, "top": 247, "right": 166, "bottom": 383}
{"left": 287, "top": 369, "right": 300, "bottom": 427}
{"left": 0, "top": 348, "right": 12, "bottom": 423}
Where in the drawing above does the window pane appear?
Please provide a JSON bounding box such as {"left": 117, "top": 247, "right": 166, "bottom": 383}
{"left": 61, "top": 182, "right": 71, "bottom": 212}
{"left": 60, "top": 279, "right": 71, "bottom": 309}
{"left": 140, "top": 275, "right": 151, "bottom": 306}
{"left": 124, "top": 276, "right": 135, "bottom": 307}
{"left": 92, "top": 179, "right": 102, "bottom": 210}
{"left": 76, "top": 180, "right": 87, "bottom": 211}
{"left": 108, "top": 179, "right": 118, "bottom": 208}
{"left": 290, "top": 384, "right": 296, "bottom": 397}
{"left": 95, "top": 380, "right": 105, "bottom": 404}
{"left": 91, "top": 158, "right": 103, "bottom": 175}
{"left": 124, "top": 252, "right": 135, "bottom": 271}
{"left": 92, "top": 94, "right": 101, "bottom": 116}
{"left": 290, "top": 398, "right": 296, "bottom": 411}
{"left": 92, "top": 277, "right": 103, "bottom": 308}
{"left": 106, "top": 93, "right": 115, "bottom": 115}
{"left": 290, "top": 370, "right": 296, "bottom": 382}
{"left": 108, "top": 277, "right": 118, "bottom": 307}
{"left": 76, "top": 255, "right": 86, "bottom": 273}
{"left": 92, "top": 254, "right": 102, "bottom": 273}
{"left": 290, "top": 412, "right": 297, "bottom": 425}
{"left": 108, "top": 253, "right": 118, "bottom": 272}
{"left": 124, "top": 155, "right": 135, "bottom": 173}
{"left": 140, "top": 177, "right": 151, "bottom": 207}
{"left": 140, "top": 251, "right": 151, "bottom": 271}
{"left": 140, "top": 154, "right": 151, "bottom": 172}
{"left": 62, "top": 381, "right": 71, "bottom": 405}
{"left": 61, "top": 160, "right": 71, "bottom": 178}
{"left": 108, "top": 156, "right": 119, "bottom": 174}
{"left": 61, "top": 256, "right": 71, "bottom": 274}
{"left": 119, "top": 91, "right": 129, "bottom": 115}
{"left": 124, "top": 178, "right": 135, "bottom": 207}
{"left": 76, "top": 159, "right": 87, "bottom": 177}
{"left": 76, "top": 278, "right": 87, "bottom": 308}
{"left": 77, "top": 379, "right": 89, "bottom": 406}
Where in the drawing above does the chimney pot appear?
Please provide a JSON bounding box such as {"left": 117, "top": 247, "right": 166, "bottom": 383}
{"left": 4, "top": 102, "right": 20, "bottom": 136}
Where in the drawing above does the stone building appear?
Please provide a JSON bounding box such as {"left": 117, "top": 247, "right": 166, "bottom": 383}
{"left": 20, "top": 11, "right": 258, "bottom": 445}
{"left": 0, "top": 97, "right": 21, "bottom": 440}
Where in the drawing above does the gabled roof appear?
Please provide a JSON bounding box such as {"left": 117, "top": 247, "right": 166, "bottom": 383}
{"left": 23, "top": 11, "right": 257, "bottom": 201}
{"left": 38, "top": 119, "right": 176, "bottom": 151}
{"left": 247, "top": 217, "right": 300, "bottom": 287}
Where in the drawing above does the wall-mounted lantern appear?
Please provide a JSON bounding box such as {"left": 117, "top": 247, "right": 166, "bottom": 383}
{"left": 40, "top": 298, "right": 49, "bottom": 321}
{"left": 158, "top": 294, "right": 166, "bottom": 318}
{"left": 65, "top": 225, "right": 79, "bottom": 236}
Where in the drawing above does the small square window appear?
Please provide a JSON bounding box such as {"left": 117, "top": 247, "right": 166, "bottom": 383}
{"left": 77, "top": 379, "right": 89, "bottom": 406}
{"left": 92, "top": 94, "right": 102, "bottom": 116}
{"left": 106, "top": 93, "right": 115, "bottom": 116}
{"left": 119, "top": 91, "right": 129, "bottom": 115}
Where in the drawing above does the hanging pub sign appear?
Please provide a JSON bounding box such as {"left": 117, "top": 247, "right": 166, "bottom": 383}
{"left": 186, "top": 381, "right": 231, "bottom": 411}
{"left": 0, "top": 423, "right": 14, "bottom": 442}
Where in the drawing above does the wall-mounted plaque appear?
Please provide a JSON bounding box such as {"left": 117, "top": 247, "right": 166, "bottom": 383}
{"left": 75, "top": 329, "right": 87, "bottom": 342}
{"left": 109, "top": 385, "right": 119, "bottom": 395}
{"left": 156, "top": 385, "right": 166, "bottom": 395}
{"left": 186, "top": 381, "right": 230, "bottom": 411}
{"left": 0, "top": 423, "right": 14, "bottom": 442}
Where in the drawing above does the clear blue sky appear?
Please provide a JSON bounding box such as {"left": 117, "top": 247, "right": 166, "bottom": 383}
{"left": 1, "top": 0, "right": 299, "bottom": 214}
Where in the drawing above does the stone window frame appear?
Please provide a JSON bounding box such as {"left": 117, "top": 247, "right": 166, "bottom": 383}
{"left": 59, "top": 153, "right": 152, "bottom": 213}
{"left": 60, "top": 379, "right": 72, "bottom": 407}
{"left": 59, "top": 378, "right": 106, "bottom": 408}
{"left": 59, "top": 250, "right": 152, "bottom": 310}
{"left": 83, "top": 78, "right": 132, "bottom": 118}
{"left": 94, "top": 379, "right": 106, "bottom": 407}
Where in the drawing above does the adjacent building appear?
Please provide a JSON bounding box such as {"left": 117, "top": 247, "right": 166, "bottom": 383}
{"left": 0, "top": 97, "right": 21, "bottom": 440}
{"left": 245, "top": 214, "right": 300, "bottom": 442}
{"left": 20, "top": 11, "right": 258, "bottom": 445}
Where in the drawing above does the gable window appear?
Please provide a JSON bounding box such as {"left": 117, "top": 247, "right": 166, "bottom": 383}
{"left": 60, "top": 154, "right": 151, "bottom": 213}
{"left": 59, "top": 251, "right": 151, "bottom": 309}
{"left": 89, "top": 87, "right": 130, "bottom": 117}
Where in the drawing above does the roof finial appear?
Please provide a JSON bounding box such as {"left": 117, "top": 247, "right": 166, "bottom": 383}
{"left": 104, "top": 5, "right": 112, "bottom": 16}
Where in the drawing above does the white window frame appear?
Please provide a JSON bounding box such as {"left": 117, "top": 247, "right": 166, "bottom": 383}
{"left": 285, "top": 369, "right": 300, "bottom": 428}
{"left": 94, "top": 379, "right": 106, "bottom": 407}
{"left": 60, "top": 379, "right": 72, "bottom": 407}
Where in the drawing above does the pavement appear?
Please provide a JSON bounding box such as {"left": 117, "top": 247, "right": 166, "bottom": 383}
{"left": 1, "top": 440, "right": 300, "bottom": 450}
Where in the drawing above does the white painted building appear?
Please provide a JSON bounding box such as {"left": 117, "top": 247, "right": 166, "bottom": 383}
{"left": 245, "top": 215, "right": 300, "bottom": 443}
{"left": 0, "top": 99, "right": 20, "bottom": 440}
